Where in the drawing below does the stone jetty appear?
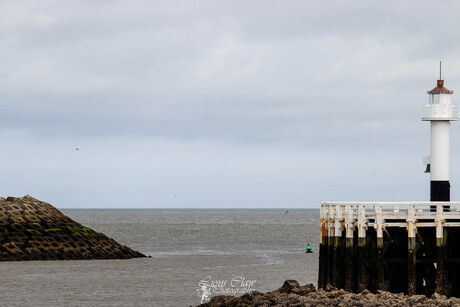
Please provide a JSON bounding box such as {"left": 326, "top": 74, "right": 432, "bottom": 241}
{"left": 0, "top": 195, "right": 145, "bottom": 261}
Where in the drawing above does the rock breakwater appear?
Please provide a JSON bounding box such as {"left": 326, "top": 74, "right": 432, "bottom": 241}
{"left": 0, "top": 195, "right": 145, "bottom": 261}
{"left": 198, "top": 280, "right": 460, "bottom": 306}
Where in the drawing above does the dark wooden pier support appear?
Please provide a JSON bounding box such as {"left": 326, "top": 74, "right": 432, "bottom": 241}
{"left": 435, "top": 236, "right": 447, "bottom": 295}
{"left": 344, "top": 206, "right": 354, "bottom": 292}
{"left": 435, "top": 205, "right": 449, "bottom": 295}
{"left": 407, "top": 206, "right": 417, "bottom": 295}
{"left": 318, "top": 202, "right": 460, "bottom": 297}
{"left": 327, "top": 218, "right": 334, "bottom": 285}
{"left": 318, "top": 206, "right": 328, "bottom": 290}
{"left": 332, "top": 206, "right": 343, "bottom": 288}
{"left": 357, "top": 205, "right": 368, "bottom": 292}
{"left": 375, "top": 205, "right": 387, "bottom": 291}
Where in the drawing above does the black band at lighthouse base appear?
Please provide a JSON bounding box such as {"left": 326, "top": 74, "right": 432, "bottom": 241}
{"left": 430, "top": 180, "right": 451, "bottom": 201}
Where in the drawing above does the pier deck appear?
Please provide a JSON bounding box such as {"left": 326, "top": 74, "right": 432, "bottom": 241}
{"left": 319, "top": 202, "right": 460, "bottom": 297}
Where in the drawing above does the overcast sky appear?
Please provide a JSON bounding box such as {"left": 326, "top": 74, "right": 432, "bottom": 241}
{"left": 1, "top": 0, "right": 460, "bottom": 208}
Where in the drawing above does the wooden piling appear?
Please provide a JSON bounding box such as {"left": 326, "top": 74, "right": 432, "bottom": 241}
{"left": 375, "top": 205, "right": 387, "bottom": 291}
{"left": 407, "top": 205, "right": 417, "bottom": 295}
{"left": 318, "top": 205, "right": 328, "bottom": 289}
{"left": 327, "top": 205, "right": 335, "bottom": 285}
{"left": 332, "top": 205, "right": 343, "bottom": 288}
{"left": 344, "top": 205, "right": 354, "bottom": 292}
{"left": 435, "top": 204, "right": 448, "bottom": 295}
{"left": 357, "top": 204, "right": 368, "bottom": 292}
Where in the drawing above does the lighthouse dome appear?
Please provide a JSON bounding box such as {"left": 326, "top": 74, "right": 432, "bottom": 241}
{"left": 427, "top": 80, "right": 453, "bottom": 94}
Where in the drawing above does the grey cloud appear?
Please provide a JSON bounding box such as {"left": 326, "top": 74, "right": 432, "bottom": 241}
{"left": 0, "top": 0, "right": 460, "bottom": 207}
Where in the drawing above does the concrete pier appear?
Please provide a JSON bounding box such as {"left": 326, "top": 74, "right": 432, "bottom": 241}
{"left": 318, "top": 202, "right": 460, "bottom": 297}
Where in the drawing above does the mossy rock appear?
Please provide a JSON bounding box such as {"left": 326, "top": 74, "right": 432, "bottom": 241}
{"left": 72, "top": 240, "right": 89, "bottom": 248}
{"left": 0, "top": 227, "right": 9, "bottom": 236}
{"left": 32, "top": 235, "right": 45, "bottom": 242}
{"left": 57, "top": 234, "right": 72, "bottom": 242}
{"left": 66, "top": 226, "right": 96, "bottom": 236}
{"left": 24, "top": 215, "right": 41, "bottom": 223}
{"left": 44, "top": 228, "right": 62, "bottom": 236}
{"left": 3, "top": 242, "right": 22, "bottom": 253}
{"left": 70, "top": 232, "right": 84, "bottom": 239}
{"left": 43, "top": 222, "right": 58, "bottom": 229}
{"left": 22, "top": 204, "right": 36, "bottom": 211}
{"left": 10, "top": 216, "right": 27, "bottom": 224}
{"left": 27, "top": 240, "right": 44, "bottom": 248}
{"left": 10, "top": 231, "right": 28, "bottom": 240}
{"left": 43, "top": 236, "right": 57, "bottom": 243}
{"left": 6, "top": 204, "right": 23, "bottom": 212}
{"left": 26, "top": 229, "right": 43, "bottom": 236}
{"left": 28, "top": 223, "right": 43, "bottom": 231}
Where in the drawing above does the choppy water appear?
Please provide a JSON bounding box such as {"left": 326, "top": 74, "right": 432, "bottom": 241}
{"left": 0, "top": 209, "right": 319, "bottom": 306}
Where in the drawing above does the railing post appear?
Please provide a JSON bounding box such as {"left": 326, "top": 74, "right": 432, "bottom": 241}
{"left": 407, "top": 205, "right": 417, "bottom": 295}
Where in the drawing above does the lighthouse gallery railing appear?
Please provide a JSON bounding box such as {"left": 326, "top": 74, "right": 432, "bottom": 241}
{"left": 420, "top": 105, "right": 459, "bottom": 120}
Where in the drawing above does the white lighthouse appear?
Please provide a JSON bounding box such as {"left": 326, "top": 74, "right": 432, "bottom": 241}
{"left": 421, "top": 64, "right": 458, "bottom": 201}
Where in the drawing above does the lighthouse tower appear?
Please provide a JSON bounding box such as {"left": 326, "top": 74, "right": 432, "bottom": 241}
{"left": 422, "top": 64, "right": 457, "bottom": 202}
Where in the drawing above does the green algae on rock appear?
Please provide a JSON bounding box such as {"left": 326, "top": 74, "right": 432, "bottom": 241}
{"left": 0, "top": 195, "right": 146, "bottom": 261}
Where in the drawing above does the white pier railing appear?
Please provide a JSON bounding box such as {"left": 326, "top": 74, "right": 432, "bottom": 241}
{"left": 320, "top": 202, "right": 460, "bottom": 232}
{"left": 318, "top": 201, "right": 460, "bottom": 294}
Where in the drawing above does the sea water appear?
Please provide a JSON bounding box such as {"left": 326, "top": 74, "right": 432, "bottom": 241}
{"left": 0, "top": 209, "right": 319, "bottom": 306}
